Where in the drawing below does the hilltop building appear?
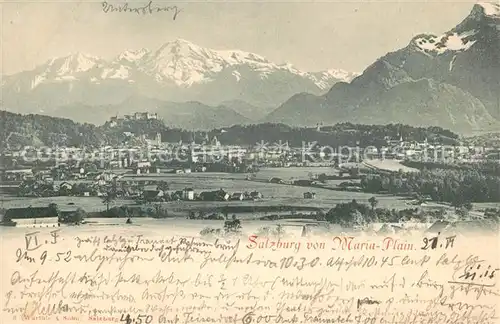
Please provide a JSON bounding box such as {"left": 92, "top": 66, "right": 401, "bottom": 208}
{"left": 109, "top": 112, "right": 158, "bottom": 126}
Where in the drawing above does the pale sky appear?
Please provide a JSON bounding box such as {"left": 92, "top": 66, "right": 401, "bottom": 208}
{"left": 1, "top": 0, "right": 479, "bottom": 75}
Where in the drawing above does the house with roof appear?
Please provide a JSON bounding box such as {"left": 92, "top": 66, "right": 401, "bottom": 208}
{"left": 294, "top": 179, "right": 315, "bottom": 186}
{"left": 3, "top": 206, "right": 60, "bottom": 227}
{"left": 303, "top": 192, "right": 316, "bottom": 199}
{"left": 217, "top": 190, "right": 230, "bottom": 201}
{"left": 198, "top": 191, "right": 214, "bottom": 201}
{"left": 183, "top": 188, "right": 195, "bottom": 201}
{"left": 230, "top": 193, "right": 244, "bottom": 201}
{"left": 142, "top": 190, "right": 165, "bottom": 202}
{"left": 199, "top": 189, "right": 229, "bottom": 201}
{"left": 250, "top": 191, "right": 263, "bottom": 199}
{"left": 269, "top": 177, "right": 284, "bottom": 184}
{"left": 441, "top": 220, "right": 499, "bottom": 236}
{"left": 58, "top": 182, "right": 73, "bottom": 195}
{"left": 2, "top": 169, "right": 34, "bottom": 181}
{"left": 426, "top": 220, "right": 450, "bottom": 234}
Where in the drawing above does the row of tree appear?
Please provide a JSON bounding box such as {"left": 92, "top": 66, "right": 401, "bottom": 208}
{"left": 323, "top": 198, "right": 488, "bottom": 228}
{"left": 360, "top": 168, "right": 500, "bottom": 204}
{"left": 401, "top": 160, "right": 500, "bottom": 176}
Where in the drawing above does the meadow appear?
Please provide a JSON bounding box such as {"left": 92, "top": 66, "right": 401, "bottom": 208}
{"left": 3, "top": 167, "right": 495, "bottom": 219}
{"left": 362, "top": 159, "right": 420, "bottom": 173}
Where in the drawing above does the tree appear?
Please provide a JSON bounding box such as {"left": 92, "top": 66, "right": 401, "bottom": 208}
{"left": 62, "top": 207, "right": 86, "bottom": 224}
{"left": 368, "top": 196, "right": 378, "bottom": 211}
{"left": 455, "top": 206, "right": 470, "bottom": 221}
{"left": 464, "top": 202, "right": 473, "bottom": 212}
{"left": 102, "top": 191, "right": 117, "bottom": 212}
{"left": 224, "top": 215, "right": 242, "bottom": 234}
{"left": 74, "top": 208, "right": 86, "bottom": 223}
{"left": 48, "top": 203, "right": 60, "bottom": 217}
{"left": 58, "top": 206, "right": 85, "bottom": 224}
{"left": 318, "top": 173, "right": 327, "bottom": 183}
{"left": 276, "top": 224, "right": 285, "bottom": 238}
{"left": 351, "top": 210, "right": 365, "bottom": 228}
{"left": 156, "top": 181, "right": 170, "bottom": 191}
{"left": 153, "top": 204, "right": 168, "bottom": 218}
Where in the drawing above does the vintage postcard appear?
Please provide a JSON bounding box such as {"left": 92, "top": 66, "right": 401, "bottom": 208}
{"left": 1, "top": 0, "right": 499, "bottom": 323}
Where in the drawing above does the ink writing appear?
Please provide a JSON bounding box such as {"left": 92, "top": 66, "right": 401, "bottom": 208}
{"left": 101, "top": 1, "right": 182, "bottom": 20}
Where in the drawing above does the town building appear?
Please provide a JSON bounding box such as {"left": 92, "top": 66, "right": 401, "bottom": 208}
{"left": 230, "top": 193, "right": 244, "bottom": 201}
{"left": 303, "top": 192, "right": 316, "bottom": 199}
{"left": 133, "top": 112, "right": 158, "bottom": 120}
{"left": 3, "top": 206, "right": 60, "bottom": 227}
{"left": 250, "top": 191, "right": 263, "bottom": 199}
{"left": 183, "top": 188, "right": 195, "bottom": 201}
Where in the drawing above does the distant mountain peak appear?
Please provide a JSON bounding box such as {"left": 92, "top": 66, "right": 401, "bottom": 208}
{"left": 268, "top": 2, "right": 500, "bottom": 134}
{"left": 410, "top": 30, "right": 478, "bottom": 55}
{"left": 117, "top": 48, "right": 150, "bottom": 63}
{"left": 407, "top": 2, "right": 500, "bottom": 56}
{"left": 45, "top": 52, "right": 100, "bottom": 72}
{"left": 476, "top": 2, "right": 500, "bottom": 17}
{"left": 155, "top": 38, "right": 207, "bottom": 56}
{"left": 2, "top": 38, "right": 358, "bottom": 110}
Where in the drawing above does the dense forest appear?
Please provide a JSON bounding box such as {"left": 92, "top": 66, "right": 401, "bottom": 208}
{"left": 401, "top": 160, "right": 500, "bottom": 176}
{"left": 206, "top": 123, "right": 460, "bottom": 148}
{"left": 324, "top": 199, "right": 500, "bottom": 227}
{"left": 1, "top": 110, "right": 461, "bottom": 149}
{"left": 360, "top": 168, "right": 500, "bottom": 204}
{"left": 0, "top": 111, "right": 108, "bottom": 149}
{"left": 465, "top": 132, "right": 500, "bottom": 148}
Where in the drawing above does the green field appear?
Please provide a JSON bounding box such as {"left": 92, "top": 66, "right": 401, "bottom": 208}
{"left": 3, "top": 167, "right": 495, "bottom": 217}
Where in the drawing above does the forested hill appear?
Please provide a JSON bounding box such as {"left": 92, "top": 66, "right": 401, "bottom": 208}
{"left": 209, "top": 123, "right": 460, "bottom": 148}
{"left": 0, "top": 111, "right": 108, "bottom": 149}
{"left": 1, "top": 110, "right": 460, "bottom": 149}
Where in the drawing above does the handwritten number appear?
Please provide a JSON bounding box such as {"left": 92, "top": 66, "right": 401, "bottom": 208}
{"left": 430, "top": 237, "right": 438, "bottom": 249}
{"left": 55, "top": 251, "right": 72, "bottom": 262}
{"left": 281, "top": 256, "right": 294, "bottom": 269}
{"left": 421, "top": 236, "right": 438, "bottom": 250}
{"left": 297, "top": 257, "right": 306, "bottom": 270}
{"left": 421, "top": 238, "right": 429, "bottom": 250}
{"left": 120, "top": 314, "right": 152, "bottom": 324}
{"left": 137, "top": 315, "right": 153, "bottom": 324}
{"left": 310, "top": 257, "right": 320, "bottom": 268}
{"left": 24, "top": 232, "right": 41, "bottom": 251}
{"left": 40, "top": 251, "right": 47, "bottom": 265}
{"left": 120, "top": 314, "right": 131, "bottom": 324}
{"left": 242, "top": 312, "right": 254, "bottom": 324}
{"left": 15, "top": 249, "right": 22, "bottom": 263}
{"left": 445, "top": 235, "right": 456, "bottom": 249}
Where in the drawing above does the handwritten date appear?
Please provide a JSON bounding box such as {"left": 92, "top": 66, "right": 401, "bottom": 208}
{"left": 421, "top": 232, "right": 456, "bottom": 250}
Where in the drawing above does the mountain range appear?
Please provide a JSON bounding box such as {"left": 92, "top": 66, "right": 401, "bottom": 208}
{"left": 267, "top": 2, "right": 500, "bottom": 134}
{"left": 2, "top": 2, "right": 499, "bottom": 133}
{"left": 1, "top": 39, "right": 357, "bottom": 128}
{"left": 49, "top": 97, "right": 255, "bottom": 130}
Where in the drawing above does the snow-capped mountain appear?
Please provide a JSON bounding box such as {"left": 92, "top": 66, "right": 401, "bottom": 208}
{"left": 1, "top": 39, "right": 358, "bottom": 123}
{"left": 267, "top": 2, "right": 500, "bottom": 134}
